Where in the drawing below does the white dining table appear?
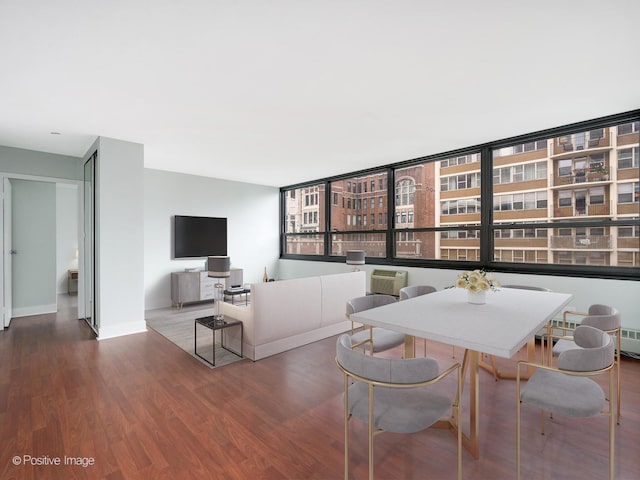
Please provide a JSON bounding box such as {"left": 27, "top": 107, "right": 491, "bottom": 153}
{"left": 349, "top": 286, "right": 573, "bottom": 458}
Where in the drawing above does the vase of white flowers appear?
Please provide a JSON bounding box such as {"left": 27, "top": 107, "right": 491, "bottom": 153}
{"left": 467, "top": 289, "right": 486, "bottom": 304}
{"left": 455, "top": 269, "right": 500, "bottom": 305}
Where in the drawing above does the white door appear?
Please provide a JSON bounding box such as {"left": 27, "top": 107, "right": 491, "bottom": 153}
{"left": 2, "top": 178, "right": 12, "bottom": 328}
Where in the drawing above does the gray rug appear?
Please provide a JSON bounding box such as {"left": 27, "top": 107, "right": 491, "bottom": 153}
{"left": 146, "top": 306, "right": 246, "bottom": 368}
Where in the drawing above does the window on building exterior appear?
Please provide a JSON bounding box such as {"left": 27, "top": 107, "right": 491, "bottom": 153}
{"left": 618, "top": 122, "right": 640, "bottom": 135}
{"left": 618, "top": 182, "right": 639, "bottom": 203}
{"left": 619, "top": 226, "right": 639, "bottom": 237}
{"left": 558, "top": 159, "right": 572, "bottom": 176}
{"left": 618, "top": 147, "right": 639, "bottom": 169}
{"left": 493, "top": 161, "right": 547, "bottom": 184}
{"left": 558, "top": 190, "right": 572, "bottom": 207}
{"left": 396, "top": 178, "right": 415, "bottom": 205}
{"left": 590, "top": 187, "right": 605, "bottom": 205}
{"left": 494, "top": 140, "right": 547, "bottom": 157}
{"left": 440, "top": 153, "right": 480, "bottom": 167}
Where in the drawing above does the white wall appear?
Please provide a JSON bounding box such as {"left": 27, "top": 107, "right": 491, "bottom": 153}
{"left": 10, "top": 179, "right": 57, "bottom": 316}
{"left": 93, "top": 137, "right": 146, "bottom": 339}
{"left": 56, "top": 184, "right": 79, "bottom": 294}
{"left": 144, "top": 169, "right": 280, "bottom": 311}
{"left": 0, "top": 145, "right": 82, "bottom": 180}
{"left": 278, "top": 259, "right": 640, "bottom": 333}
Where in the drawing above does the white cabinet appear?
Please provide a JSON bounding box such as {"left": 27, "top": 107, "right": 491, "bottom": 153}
{"left": 199, "top": 271, "right": 217, "bottom": 301}
{"left": 171, "top": 271, "right": 216, "bottom": 308}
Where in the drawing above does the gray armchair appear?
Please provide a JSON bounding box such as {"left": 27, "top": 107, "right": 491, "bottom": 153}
{"left": 516, "top": 325, "right": 615, "bottom": 480}
{"left": 336, "top": 333, "right": 462, "bottom": 480}
{"left": 551, "top": 304, "right": 621, "bottom": 424}
{"left": 398, "top": 284, "right": 437, "bottom": 300}
{"left": 347, "top": 294, "right": 404, "bottom": 355}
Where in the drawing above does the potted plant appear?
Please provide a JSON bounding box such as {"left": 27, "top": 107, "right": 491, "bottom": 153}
{"left": 590, "top": 163, "right": 608, "bottom": 181}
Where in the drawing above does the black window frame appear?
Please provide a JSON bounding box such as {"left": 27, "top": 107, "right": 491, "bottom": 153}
{"left": 280, "top": 109, "right": 640, "bottom": 280}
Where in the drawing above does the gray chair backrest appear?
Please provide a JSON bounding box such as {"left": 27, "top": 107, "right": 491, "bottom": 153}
{"left": 501, "top": 284, "right": 550, "bottom": 292}
{"left": 558, "top": 325, "right": 614, "bottom": 372}
{"left": 399, "top": 285, "right": 437, "bottom": 301}
{"left": 336, "top": 334, "right": 439, "bottom": 384}
{"left": 346, "top": 294, "right": 396, "bottom": 316}
{"left": 583, "top": 304, "right": 621, "bottom": 331}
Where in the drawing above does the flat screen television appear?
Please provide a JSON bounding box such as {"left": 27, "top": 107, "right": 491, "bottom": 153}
{"left": 173, "top": 215, "right": 227, "bottom": 258}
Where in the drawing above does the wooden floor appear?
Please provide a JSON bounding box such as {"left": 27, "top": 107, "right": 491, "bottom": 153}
{"left": 1, "top": 297, "right": 639, "bottom": 480}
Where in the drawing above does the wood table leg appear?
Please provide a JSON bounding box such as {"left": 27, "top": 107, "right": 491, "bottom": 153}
{"left": 491, "top": 338, "right": 536, "bottom": 380}
{"left": 477, "top": 338, "right": 537, "bottom": 381}
{"left": 441, "top": 349, "right": 480, "bottom": 459}
{"left": 464, "top": 350, "right": 480, "bottom": 459}
{"left": 404, "top": 334, "right": 415, "bottom": 359}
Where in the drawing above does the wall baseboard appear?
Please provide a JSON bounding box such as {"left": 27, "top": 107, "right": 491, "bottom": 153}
{"left": 11, "top": 304, "right": 57, "bottom": 318}
{"left": 97, "top": 321, "right": 147, "bottom": 340}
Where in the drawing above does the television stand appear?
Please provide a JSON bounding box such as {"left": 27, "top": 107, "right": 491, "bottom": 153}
{"left": 170, "top": 271, "right": 215, "bottom": 308}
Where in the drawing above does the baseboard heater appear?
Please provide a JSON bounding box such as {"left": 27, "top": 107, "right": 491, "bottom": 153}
{"left": 370, "top": 269, "right": 408, "bottom": 296}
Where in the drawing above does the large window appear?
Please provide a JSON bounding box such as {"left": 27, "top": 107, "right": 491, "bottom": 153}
{"left": 282, "top": 112, "right": 640, "bottom": 275}
{"left": 327, "top": 172, "right": 388, "bottom": 258}
{"left": 283, "top": 184, "right": 325, "bottom": 255}
{"left": 491, "top": 122, "right": 638, "bottom": 268}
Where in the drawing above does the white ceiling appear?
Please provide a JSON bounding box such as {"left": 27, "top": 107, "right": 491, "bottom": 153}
{"left": 1, "top": 1, "right": 639, "bottom": 187}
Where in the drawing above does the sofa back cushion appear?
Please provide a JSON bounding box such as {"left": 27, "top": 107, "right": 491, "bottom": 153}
{"left": 251, "top": 276, "right": 322, "bottom": 344}
{"left": 320, "top": 271, "right": 366, "bottom": 327}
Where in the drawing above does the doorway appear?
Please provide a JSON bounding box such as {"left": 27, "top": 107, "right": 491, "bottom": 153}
{"left": 0, "top": 175, "right": 83, "bottom": 329}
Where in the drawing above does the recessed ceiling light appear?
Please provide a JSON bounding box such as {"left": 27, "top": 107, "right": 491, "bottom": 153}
{"left": 50, "top": 131, "right": 61, "bottom": 135}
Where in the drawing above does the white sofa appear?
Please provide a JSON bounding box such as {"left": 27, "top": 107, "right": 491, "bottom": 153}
{"left": 219, "top": 271, "right": 366, "bottom": 360}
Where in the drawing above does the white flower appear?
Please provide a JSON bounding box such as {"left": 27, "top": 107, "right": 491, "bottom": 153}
{"left": 455, "top": 269, "right": 499, "bottom": 292}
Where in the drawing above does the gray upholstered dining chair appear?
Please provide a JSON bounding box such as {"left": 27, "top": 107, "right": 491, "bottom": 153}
{"left": 398, "top": 285, "right": 439, "bottom": 357}
{"left": 516, "top": 325, "right": 615, "bottom": 480}
{"left": 398, "top": 284, "right": 437, "bottom": 300}
{"left": 480, "top": 284, "right": 551, "bottom": 380}
{"left": 336, "top": 333, "right": 462, "bottom": 480}
{"left": 347, "top": 294, "right": 404, "bottom": 356}
{"left": 550, "top": 304, "right": 621, "bottom": 424}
